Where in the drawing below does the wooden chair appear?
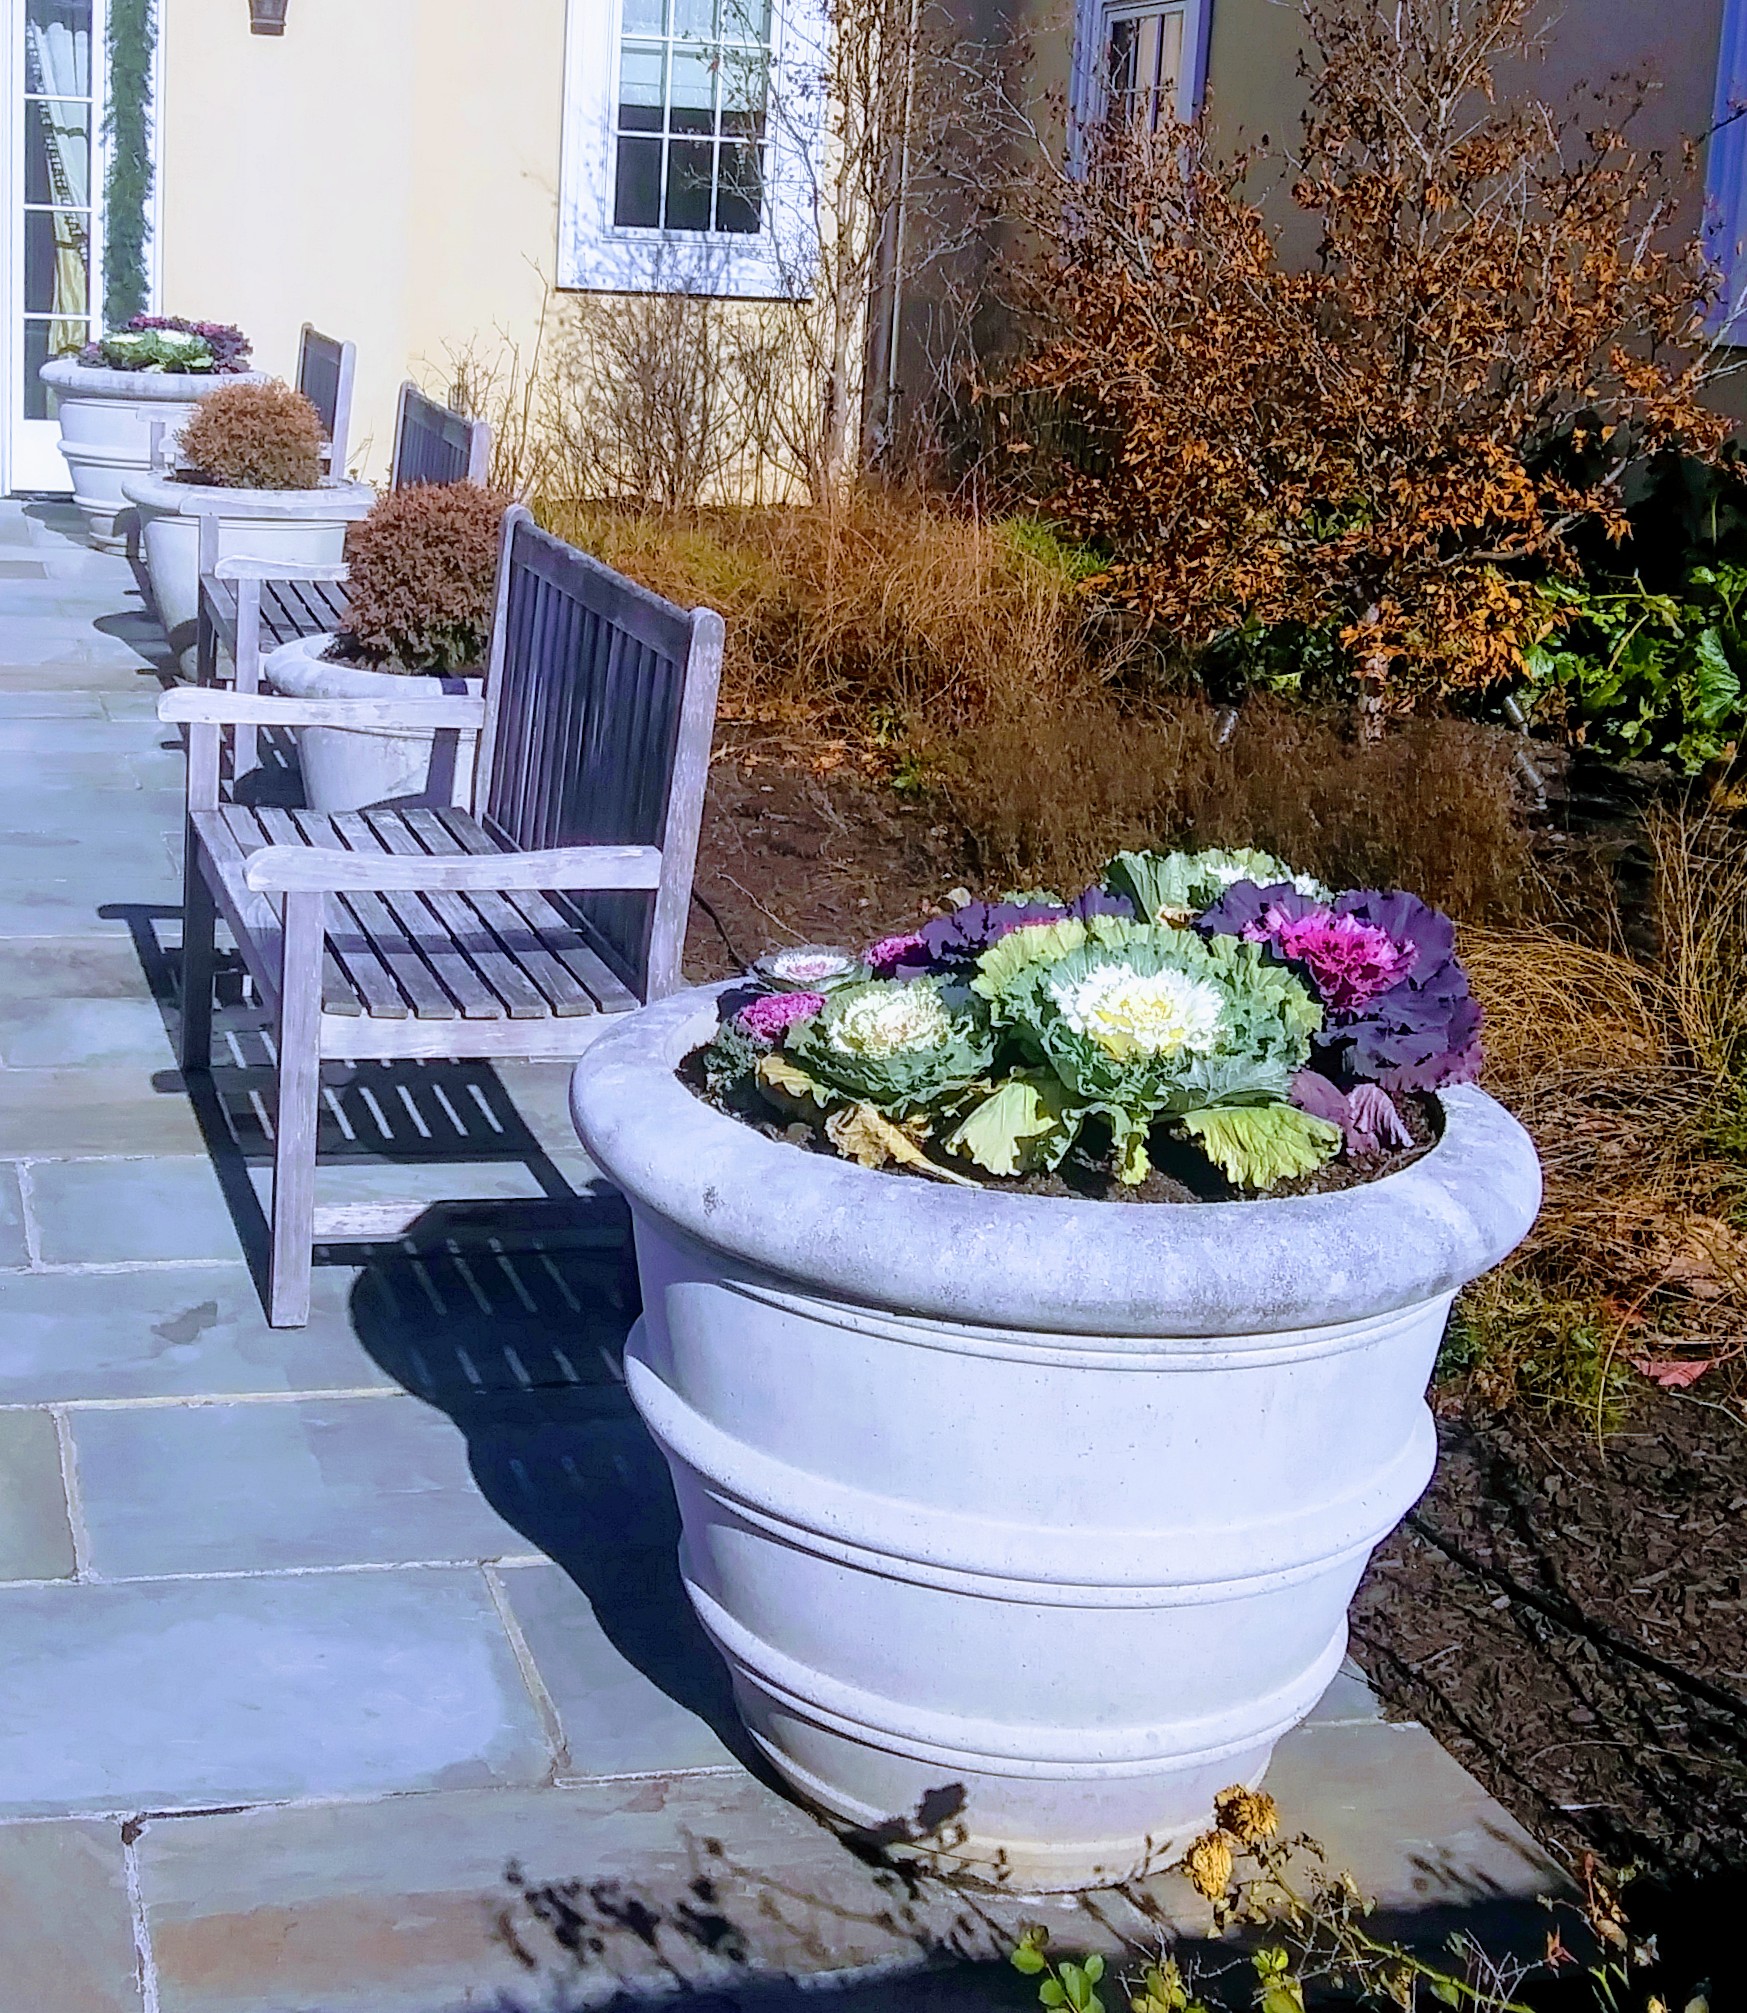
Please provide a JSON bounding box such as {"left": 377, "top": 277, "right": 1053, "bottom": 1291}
{"left": 295, "top": 323, "right": 357, "bottom": 476}
{"left": 162, "top": 506, "right": 724, "bottom": 1328}
{"left": 194, "top": 385, "right": 493, "bottom": 778}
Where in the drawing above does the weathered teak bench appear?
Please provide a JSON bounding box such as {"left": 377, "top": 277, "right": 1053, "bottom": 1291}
{"left": 194, "top": 384, "right": 493, "bottom": 776}
{"left": 160, "top": 505, "right": 724, "bottom": 1328}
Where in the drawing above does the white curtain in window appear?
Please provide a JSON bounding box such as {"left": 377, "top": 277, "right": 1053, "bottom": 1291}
{"left": 25, "top": 1, "right": 93, "bottom": 347}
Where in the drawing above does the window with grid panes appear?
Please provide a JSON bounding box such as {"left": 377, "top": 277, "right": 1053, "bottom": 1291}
{"left": 613, "top": 0, "right": 772, "bottom": 236}
{"left": 1071, "top": 0, "right": 1208, "bottom": 141}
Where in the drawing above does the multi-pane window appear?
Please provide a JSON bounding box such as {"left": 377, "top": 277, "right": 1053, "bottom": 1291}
{"left": 613, "top": 0, "right": 773, "bottom": 236}
{"left": 1105, "top": 6, "right": 1186, "bottom": 132}
{"left": 20, "top": 0, "right": 97, "bottom": 419}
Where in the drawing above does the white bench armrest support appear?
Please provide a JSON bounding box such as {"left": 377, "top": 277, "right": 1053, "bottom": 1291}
{"left": 161, "top": 689, "right": 485, "bottom": 732}
{"left": 242, "top": 844, "right": 664, "bottom": 895}
{"left": 213, "top": 557, "right": 351, "bottom": 585}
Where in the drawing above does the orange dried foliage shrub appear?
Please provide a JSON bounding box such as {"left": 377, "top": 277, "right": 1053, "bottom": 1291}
{"left": 339, "top": 482, "right": 513, "bottom": 674}
{"left": 1009, "top": 0, "right": 1730, "bottom": 713}
{"left": 177, "top": 381, "right": 324, "bottom": 492}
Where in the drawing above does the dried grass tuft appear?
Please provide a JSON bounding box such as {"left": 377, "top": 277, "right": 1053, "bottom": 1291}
{"left": 1450, "top": 809, "right": 1747, "bottom": 1423}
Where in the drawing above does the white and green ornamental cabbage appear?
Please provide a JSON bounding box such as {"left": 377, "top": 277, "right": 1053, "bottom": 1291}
{"left": 949, "top": 926, "right": 1338, "bottom": 1186}
{"left": 785, "top": 978, "right": 994, "bottom": 1114}
{"left": 1106, "top": 848, "right": 1328, "bottom": 925}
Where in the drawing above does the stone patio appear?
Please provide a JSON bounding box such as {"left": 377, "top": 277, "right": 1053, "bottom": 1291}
{"left": 0, "top": 499, "right": 1558, "bottom": 2012}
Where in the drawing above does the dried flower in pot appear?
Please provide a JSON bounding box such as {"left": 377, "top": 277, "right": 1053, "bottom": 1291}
{"left": 175, "top": 381, "right": 325, "bottom": 491}
{"left": 334, "top": 482, "right": 514, "bottom": 675}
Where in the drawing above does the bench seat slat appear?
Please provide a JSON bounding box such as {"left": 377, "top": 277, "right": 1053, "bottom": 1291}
{"left": 431, "top": 808, "right": 637, "bottom": 1016}
{"left": 245, "top": 808, "right": 409, "bottom": 1020}
{"left": 400, "top": 809, "right": 598, "bottom": 1018}
{"left": 282, "top": 810, "right": 458, "bottom": 1021}
{"left": 198, "top": 809, "right": 361, "bottom": 1017}
{"left": 325, "top": 812, "right": 506, "bottom": 1021}
{"left": 366, "top": 812, "right": 556, "bottom": 1020}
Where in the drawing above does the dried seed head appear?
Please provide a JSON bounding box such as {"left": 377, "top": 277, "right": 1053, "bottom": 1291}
{"left": 1183, "top": 1830, "right": 1234, "bottom": 1901}
{"left": 1213, "top": 1785, "right": 1280, "bottom": 1845}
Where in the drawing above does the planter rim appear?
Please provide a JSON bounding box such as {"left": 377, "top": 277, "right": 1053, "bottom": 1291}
{"left": 40, "top": 358, "right": 269, "bottom": 399}
{"left": 121, "top": 469, "right": 375, "bottom": 516}
{"left": 264, "top": 632, "right": 485, "bottom": 689}
{"left": 571, "top": 983, "right": 1542, "bottom": 1339}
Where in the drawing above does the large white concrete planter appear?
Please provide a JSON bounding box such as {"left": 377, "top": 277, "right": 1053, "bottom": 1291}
{"left": 265, "top": 633, "right": 482, "bottom": 812}
{"left": 571, "top": 986, "right": 1541, "bottom": 1893}
{"left": 38, "top": 359, "right": 268, "bottom": 553}
{"left": 121, "top": 469, "right": 375, "bottom": 677}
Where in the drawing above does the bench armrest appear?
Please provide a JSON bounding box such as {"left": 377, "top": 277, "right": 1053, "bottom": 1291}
{"left": 243, "top": 844, "right": 663, "bottom": 895}
{"left": 213, "top": 557, "right": 351, "bottom": 585}
{"left": 161, "top": 689, "right": 484, "bottom": 731}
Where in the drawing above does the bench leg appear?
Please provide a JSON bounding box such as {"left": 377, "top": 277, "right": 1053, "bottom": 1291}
{"left": 179, "top": 835, "right": 216, "bottom": 1074}
{"left": 268, "top": 892, "right": 323, "bottom": 1329}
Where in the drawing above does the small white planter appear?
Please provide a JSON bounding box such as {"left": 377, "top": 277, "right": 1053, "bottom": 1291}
{"left": 121, "top": 469, "right": 376, "bottom": 677}
{"left": 38, "top": 358, "right": 268, "bottom": 552}
{"left": 265, "top": 633, "right": 482, "bottom": 812}
{"left": 571, "top": 988, "right": 1541, "bottom": 1892}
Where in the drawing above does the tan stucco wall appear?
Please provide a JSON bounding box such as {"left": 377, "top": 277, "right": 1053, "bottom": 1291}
{"left": 156, "top": 0, "right": 568, "bottom": 480}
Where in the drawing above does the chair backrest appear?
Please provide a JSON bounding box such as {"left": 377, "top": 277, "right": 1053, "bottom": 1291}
{"left": 475, "top": 507, "right": 725, "bottom": 1003}
{"left": 389, "top": 382, "right": 492, "bottom": 491}
{"left": 295, "top": 323, "right": 356, "bottom": 473}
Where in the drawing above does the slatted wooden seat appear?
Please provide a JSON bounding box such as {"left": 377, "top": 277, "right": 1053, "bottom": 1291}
{"left": 194, "top": 384, "right": 494, "bottom": 776}
{"left": 163, "top": 507, "right": 723, "bottom": 1328}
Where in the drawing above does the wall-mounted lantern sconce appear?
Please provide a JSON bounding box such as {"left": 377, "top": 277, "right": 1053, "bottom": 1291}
{"left": 249, "top": 0, "right": 288, "bottom": 32}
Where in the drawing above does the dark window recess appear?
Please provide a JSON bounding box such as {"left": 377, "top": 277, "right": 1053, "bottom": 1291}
{"left": 614, "top": 137, "right": 664, "bottom": 227}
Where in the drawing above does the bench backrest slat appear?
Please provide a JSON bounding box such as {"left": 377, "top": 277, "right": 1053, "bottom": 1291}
{"left": 390, "top": 382, "right": 492, "bottom": 491}
{"left": 475, "top": 508, "right": 724, "bottom": 1002}
{"left": 295, "top": 324, "right": 356, "bottom": 473}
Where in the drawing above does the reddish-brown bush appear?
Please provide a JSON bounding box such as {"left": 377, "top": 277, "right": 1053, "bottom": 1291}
{"left": 177, "top": 381, "right": 324, "bottom": 491}
{"left": 339, "top": 482, "right": 512, "bottom": 674}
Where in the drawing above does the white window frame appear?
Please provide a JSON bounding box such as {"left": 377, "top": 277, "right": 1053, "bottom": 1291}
{"left": 1707, "top": 0, "right": 1747, "bottom": 342}
{"left": 559, "top": 0, "right": 827, "bottom": 300}
{"left": 1069, "top": 0, "right": 1211, "bottom": 144}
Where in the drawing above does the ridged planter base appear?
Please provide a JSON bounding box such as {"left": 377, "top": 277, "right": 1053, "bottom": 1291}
{"left": 572, "top": 987, "right": 1540, "bottom": 1892}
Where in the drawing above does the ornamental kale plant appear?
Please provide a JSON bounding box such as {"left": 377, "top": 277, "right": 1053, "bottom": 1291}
{"left": 695, "top": 847, "right": 1481, "bottom": 1196}
{"left": 78, "top": 314, "right": 251, "bottom": 374}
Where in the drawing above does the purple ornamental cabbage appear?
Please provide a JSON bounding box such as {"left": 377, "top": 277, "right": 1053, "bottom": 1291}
{"left": 874, "top": 884, "right": 1137, "bottom": 980}
{"left": 1200, "top": 882, "right": 1482, "bottom": 1096}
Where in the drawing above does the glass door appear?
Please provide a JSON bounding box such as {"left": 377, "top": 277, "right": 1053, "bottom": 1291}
{"left": 3, "top": 0, "right": 105, "bottom": 493}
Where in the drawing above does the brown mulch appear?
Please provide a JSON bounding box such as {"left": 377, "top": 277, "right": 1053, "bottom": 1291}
{"left": 683, "top": 733, "right": 966, "bottom": 985}
{"left": 1351, "top": 1402, "right": 1747, "bottom": 1879}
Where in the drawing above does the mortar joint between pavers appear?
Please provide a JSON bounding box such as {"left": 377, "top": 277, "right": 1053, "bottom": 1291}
{"left": 122, "top": 1819, "right": 161, "bottom": 2013}
{"left": 14, "top": 1160, "right": 42, "bottom": 1269}
{"left": 483, "top": 1560, "right": 573, "bottom": 1779}
{"left": 51, "top": 1406, "right": 92, "bottom": 1580}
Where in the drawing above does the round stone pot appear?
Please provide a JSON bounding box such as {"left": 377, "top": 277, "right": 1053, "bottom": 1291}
{"left": 265, "top": 634, "right": 483, "bottom": 812}
{"left": 570, "top": 986, "right": 1541, "bottom": 1893}
{"left": 38, "top": 359, "right": 269, "bottom": 552}
{"left": 121, "top": 469, "right": 376, "bottom": 677}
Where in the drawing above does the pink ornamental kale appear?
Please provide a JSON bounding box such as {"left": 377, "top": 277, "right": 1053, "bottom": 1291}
{"left": 736, "top": 991, "right": 825, "bottom": 1043}
{"left": 866, "top": 932, "right": 928, "bottom": 977}
{"left": 1252, "top": 905, "right": 1416, "bottom": 1012}
{"left": 1199, "top": 882, "right": 1481, "bottom": 1095}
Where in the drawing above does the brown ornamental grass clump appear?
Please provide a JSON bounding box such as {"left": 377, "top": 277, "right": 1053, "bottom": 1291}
{"left": 339, "top": 482, "right": 512, "bottom": 674}
{"left": 177, "top": 381, "right": 325, "bottom": 491}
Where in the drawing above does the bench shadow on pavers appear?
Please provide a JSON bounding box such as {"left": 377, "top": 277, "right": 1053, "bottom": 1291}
{"left": 347, "top": 1218, "right": 755, "bottom": 1775}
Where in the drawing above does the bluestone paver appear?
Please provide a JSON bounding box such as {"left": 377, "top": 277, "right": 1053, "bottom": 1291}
{"left": 0, "top": 1068, "right": 204, "bottom": 1158}
{"left": 496, "top": 1558, "right": 739, "bottom": 1778}
{"left": 0, "top": 1160, "right": 30, "bottom": 1267}
{"left": 0, "top": 1263, "right": 399, "bottom": 1405}
{"left": 0, "top": 1819, "right": 142, "bottom": 2013}
{"left": 28, "top": 1155, "right": 241, "bottom": 1264}
{"left": 0, "top": 995, "right": 177, "bottom": 1068}
{"left": 0, "top": 1568, "right": 552, "bottom": 1816}
{"left": 0, "top": 1407, "right": 76, "bottom": 1580}
{"left": 71, "top": 1396, "right": 533, "bottom": 1578}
